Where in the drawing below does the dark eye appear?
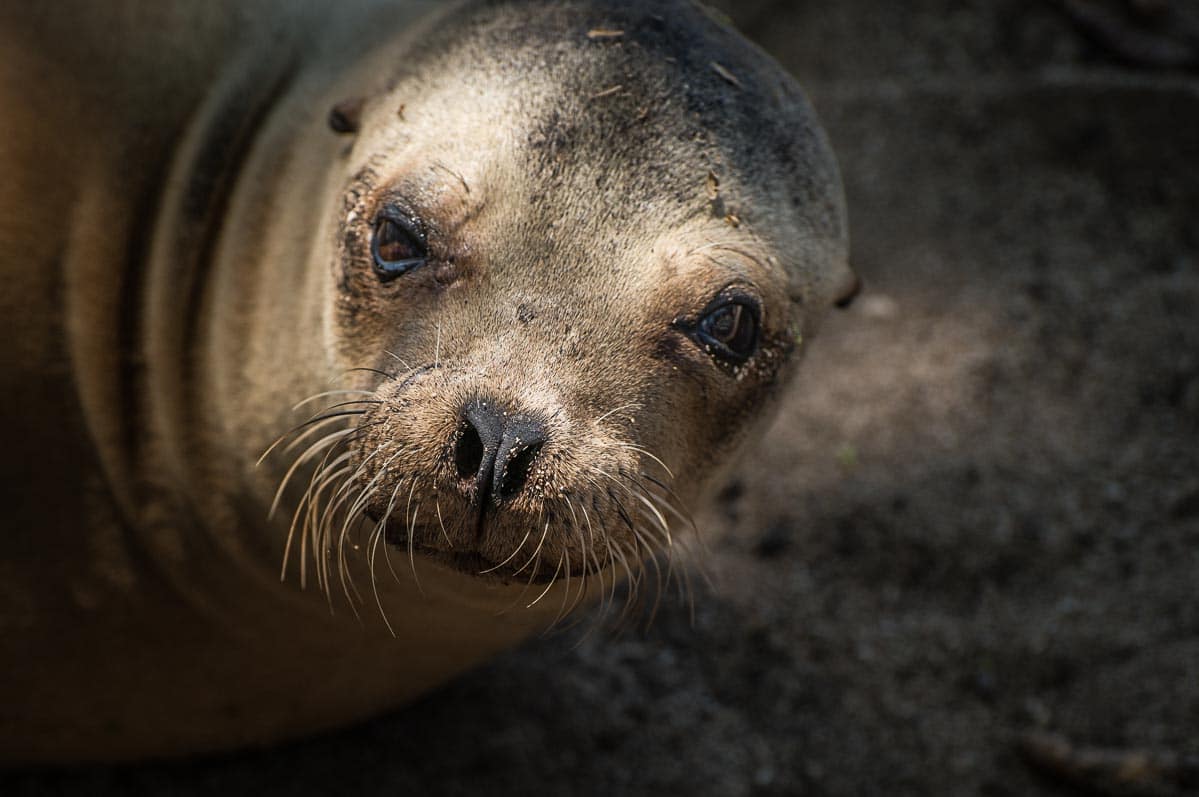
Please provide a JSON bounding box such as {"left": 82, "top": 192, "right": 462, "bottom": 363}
{"left": 371, "top": 212, "right": 426, "bottom": 280}
{"left": 697, "top": 300, "right": 759, "bottom": 363}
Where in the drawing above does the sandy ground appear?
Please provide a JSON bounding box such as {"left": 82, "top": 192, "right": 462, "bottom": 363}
{"left": 8, "top": 1, "right": 1199, "bottom": 795}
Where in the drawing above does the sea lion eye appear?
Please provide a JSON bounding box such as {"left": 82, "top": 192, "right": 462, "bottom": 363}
{"left": 371, "top": 212, "right": 426, "bottom": 280}
{"left": 697, "top": 299, "right": 759, "bottom": 363}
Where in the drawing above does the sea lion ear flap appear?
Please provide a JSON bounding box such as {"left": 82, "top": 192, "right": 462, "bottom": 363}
{"left": 328, "top": 97, "right": 365, "bottom": 135}
{"left": 833, "top": 268, "right": 862, "bottom": 309}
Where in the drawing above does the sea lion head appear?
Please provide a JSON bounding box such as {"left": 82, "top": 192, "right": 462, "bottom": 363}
{"left": 281, "top": 0, "right": 853, "bottom": 597}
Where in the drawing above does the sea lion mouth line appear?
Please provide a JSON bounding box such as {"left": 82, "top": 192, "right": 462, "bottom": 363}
{"left": 378, "top": 512, "right": 613, "bottom": 582}
{"left": 382, "top": 522, "right": 578, "bottom": 585}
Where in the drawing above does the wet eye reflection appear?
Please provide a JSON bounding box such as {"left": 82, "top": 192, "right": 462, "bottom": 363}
{"left": 697, "top": 299, "right": 759, "bottom": 363}
{"left": 371, "top": 213, "right": 427, "bottom": 280}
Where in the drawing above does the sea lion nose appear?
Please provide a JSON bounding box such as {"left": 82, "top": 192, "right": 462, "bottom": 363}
{"left": 454, "top": 400, "right": 546, "bottom": 504}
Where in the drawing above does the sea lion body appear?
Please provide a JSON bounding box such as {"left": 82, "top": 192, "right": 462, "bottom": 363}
{"left": 0, "top": 0, "right": 852, "bottom": 762}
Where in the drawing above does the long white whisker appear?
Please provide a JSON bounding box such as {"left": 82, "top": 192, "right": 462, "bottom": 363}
{"left": 511, "top": 518, "right": 550, "bottom": 577}
{"left": 281, "top": 451, "right": 352, "bottom": 579}
{"left": 593, "top": 402, "right": 642, "bottom": 425}
{"left": 290, "top": 389, "right": 374, "bottom": 412}
{"left": 367, "top": 515, "right": 395, "bottom": 637}
{"left": 527, "top": 549, "right": 564, "bottom": 609}
{"left": 479, "top": 528, "right": 531, "bottom": 575}
{"left": 270, "top": 430, "right": 356, "bottom": 519}
{"left": 383, "top": 349, "right": 413, "bottom": 371}
{"left": 435, "top": 499, "right": 452, "bottom": 547}
{"left": 405, "top": 479, "right": 423, "bottom": 595}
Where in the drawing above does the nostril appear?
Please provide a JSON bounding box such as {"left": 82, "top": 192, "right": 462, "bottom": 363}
{"left": 455, "top": 421, "right": 484, "bottom": 479}
{"left": 498, "top": 440, "right": 542, "bottom": 499}
{"left": 457, "top": 402, "right": 546, "bottom": 505}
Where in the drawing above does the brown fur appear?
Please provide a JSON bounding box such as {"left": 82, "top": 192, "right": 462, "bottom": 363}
{"left": 0, "top": 0, "right": 852, "bottom": 762}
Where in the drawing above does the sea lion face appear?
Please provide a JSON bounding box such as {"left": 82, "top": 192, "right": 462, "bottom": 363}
{"left": 300, "top": 0, "right": 851, "bottom": 588}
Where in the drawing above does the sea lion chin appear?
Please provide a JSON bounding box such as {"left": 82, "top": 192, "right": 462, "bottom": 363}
{"left": 0, "top": 0, "right": 851, "bottom": 761}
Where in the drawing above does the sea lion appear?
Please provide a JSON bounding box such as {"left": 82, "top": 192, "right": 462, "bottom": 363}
{"left": 0, "top": 0, "right": 855, "bottom": 762}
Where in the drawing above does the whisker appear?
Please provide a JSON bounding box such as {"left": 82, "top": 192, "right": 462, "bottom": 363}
{"left": 290, "top": 389, "right": 374, "bottom": 412}
{"left": 497, "top": 512, "right": 549, "bottom": 614}
{"left": 613, "top": 442, "right": 674, "bottom": 480}
{"left": 381, "top": 478, "right": 408, "bottom": 587}
{"left": 275, "top": 415, "right": 360, "bottom": 463}
{"left": 479, "top": 528, "right": 531, "bottom": 575}
{"left": 313, "top": 469, "right": 359, "bottom": 599}
{"left": 281, "top": 451, "right": 353, "bottom": 577}
{"left": 299, "top": 460, "right": 352, "bottom": 592}
{"left": 635, "top": 472, "right": 709, "bottom": 601}
{"left": 552, "top": 524, "right": 576, "bottom": 625}
{"left": 315, "top": 446, "right": 384, "bottom": 598}
{"left": 270, "top": 429, "right": 356, "bottom": 519}
{"left": 511, "top": 518, "right": 550, "bottom": 578}
{"left": 577, "top": 502, "right": 607, "bottom": 610}
{"left": 336, "top": 450, "right": 403, "bottom": 614}
{"left": 552, "top": 498, "right": 591, "bottom": 629}
{"left": 633, "top": 525, "right": 666, "bottom": 630}
{"left": 367, "top": 515, "right": 396, "bottom": 637}
{"left": 434, "top": 498, "right": 452, "bottom": 547}
{"left": 594, "top": 402, "right": 642, "bottom": 425}
{"left": 629, "top": 489, "right": 671, "bottom": 545}
{"left": 405, "top": 479, "right": 424, "bottom": 595}
{"left": 383, "top": 349, "right": 413, "bottom": 371}
{"left": 258, "top": 412, "right": 351, "bottom": 468}
{"left": 292, "top": 437, "right": 357, "bottom": 589}
{"left": 344, "top": 366, "right": 393, "bottom": 380}
{"left": 611, "top": 539, "right": 642, "bottom": 630}
{"left": 527, "top": 549, "right": 564, "bottom": 609}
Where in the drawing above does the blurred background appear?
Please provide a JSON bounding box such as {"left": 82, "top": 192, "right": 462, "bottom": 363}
{"left": 10, "top": 1, "right": 1198, "bottom": 794}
